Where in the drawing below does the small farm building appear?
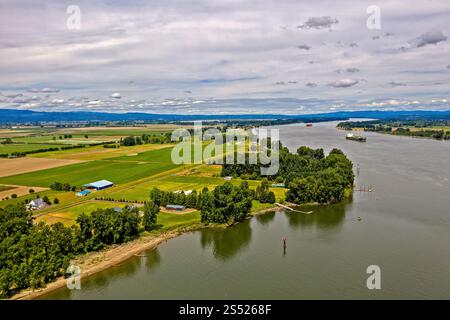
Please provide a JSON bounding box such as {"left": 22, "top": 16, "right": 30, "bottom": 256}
{"left": 76, "top": 189, "right": 91, "bottom": 197}
{"left": 83, "top": 180, "right": 114, "bottom": 190}
{"left": 166, "top": 204, "right": 185, "bottom": 211}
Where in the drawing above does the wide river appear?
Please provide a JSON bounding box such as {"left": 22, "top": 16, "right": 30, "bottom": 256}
{"left": 41, "top": 121, "right": 450, "bottom": 299}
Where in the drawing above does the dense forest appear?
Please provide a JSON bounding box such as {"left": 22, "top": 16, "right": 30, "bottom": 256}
{"left": 337, "top": 120, "right": 450, "bottom": 140}
{"left": 221, "top": 145, "right": 354, "bottom": 205}
{"left": 199, "top": 182, "right": 253, "bottom": 224}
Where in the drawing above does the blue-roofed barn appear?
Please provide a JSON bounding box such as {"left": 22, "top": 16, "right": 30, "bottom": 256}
{"left": 83, "top": 180, "right": 114, "bottom": 190}
{"left": 76, "top": 189, "right": 92, "bottom": 197}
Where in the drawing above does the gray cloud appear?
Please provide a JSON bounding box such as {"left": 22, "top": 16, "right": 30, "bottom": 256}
{"left": 410, "top": 30, "right": 447, "bottom": 48}
{"left": 297, "top": 16, "right": 339, "bottom": 30}
{"left": 346, "top": 68, "right": 360, "bottom": 73}
{"left": 387, "top": 81, "right": 407, "bottom": 88}
{"left": 297, "top": 44, "right": 311, "bottom": 50}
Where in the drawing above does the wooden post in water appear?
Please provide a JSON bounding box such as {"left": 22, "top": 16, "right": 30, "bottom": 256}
{"left": 282, "top": 237, "right": 287, "bottom": 255}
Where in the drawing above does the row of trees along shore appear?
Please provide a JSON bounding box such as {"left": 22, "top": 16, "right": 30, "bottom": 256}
{"left": 0, "top": 203, "right": 159, "bottom": 297}
{"left": 337, "top": 120, "right": 450, "bottom": 140}
{"left": 221, "top": 145, "right": 354, "bottom": 205}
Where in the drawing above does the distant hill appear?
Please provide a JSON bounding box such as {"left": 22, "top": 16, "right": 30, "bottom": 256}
{"left": 1, "top": 108, "right": 450, "bottom": 123}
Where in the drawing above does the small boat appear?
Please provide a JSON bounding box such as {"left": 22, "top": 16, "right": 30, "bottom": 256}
{"left": 306, "top": 123, "right": 313, "bottom": 127}
{"left": 346, "top": 133, "right": 367, "bottom": 142}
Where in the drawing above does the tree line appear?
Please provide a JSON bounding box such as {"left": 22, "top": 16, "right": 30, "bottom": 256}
{"left": 0, "top": 203, "right": 159, "bottom": 297}
{"left": 221, "top": 145, "right": 354, "bottom": 205}
{"left": 338, "top": 120, "right": 450, "bottom": 140}
{"left": 121, "top": 132, "right": 172, "bottom": 146}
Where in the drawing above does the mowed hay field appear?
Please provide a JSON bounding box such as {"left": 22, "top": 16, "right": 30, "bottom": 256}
{"left": 35, "top": 201, "right": 132, "bottom": 226}
{"left": 0, "top": 157, "right": 84, "bottom": 177}
{"left": 29, "top": 143, "right": 174, "bottom": 161}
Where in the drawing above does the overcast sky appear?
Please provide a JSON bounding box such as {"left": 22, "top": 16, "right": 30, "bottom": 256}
{"left": 0, "top": 0, "right": 449, "bottom": 114}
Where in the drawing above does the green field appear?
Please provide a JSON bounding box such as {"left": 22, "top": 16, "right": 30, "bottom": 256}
{"left": 0, "top": 159, "right": 179, "bottom": 187}
{"left": 0, "top": 189, "right": 75, "bottom": 208}
{"left": 36, "top": 200, "right": 201, "bottom": 228}
{"left": 67, "top": 129, "right": 172, "bottom": 136}
{"left": 7, "top": 134, "right": 114, "bottom": 144}
{"left": 35, "top": 201, "right": 131, "bottom": 226}
{"left": 109, "top": 146, "right": 175, "bottom": 163}
{"left": 156, "top": 211, "right": 201, "bottom": 230}
{"left": 0, "top": 127, "right": 281, "bottom": 229}
{"left": 0, "top": 143, "right": 62, "bottom": 154}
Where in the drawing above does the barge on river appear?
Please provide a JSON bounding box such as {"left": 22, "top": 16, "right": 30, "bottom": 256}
{"left": 346, "top": 133, "right": 367, "bottom": 142}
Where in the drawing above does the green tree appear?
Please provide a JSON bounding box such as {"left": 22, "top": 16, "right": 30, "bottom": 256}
{"left": 143, "top": 201, "right": 159, "bottom": 231}
{"left": 122, "top": 136, "right": 136, "bottom": 146}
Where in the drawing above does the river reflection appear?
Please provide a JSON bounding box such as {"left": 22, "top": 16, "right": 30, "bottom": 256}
{"left": 255, "top": 211, "right": 276, "bottom": 225}
{"left": 200, "top": 220, "right": 252, "bottom": 260}
{"left": 286, "top": 199, "right": 349, "bottom": 231}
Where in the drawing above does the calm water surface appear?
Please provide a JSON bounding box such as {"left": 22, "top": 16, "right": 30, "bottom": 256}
{"left": 42, "top": 121, "right": 450, "bottom": 299}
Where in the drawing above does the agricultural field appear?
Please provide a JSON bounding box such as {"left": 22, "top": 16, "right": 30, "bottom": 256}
{"left": 0, "top": 185, "right": 15, "bottom": 192}
{"left": 0, "top": 189, "right": 75, "bottom": 208}
{"left": 0, "top": 158, "right": 179, "bottom": 187}
{"left": 29, "top": 143, "right": 174, "bottom": 160}
{"left": 10, "top": 135, "right": 117, "bottom": 145}
{"left": 0, "top": 125, "right": 280, "bottom": 229}
{"left": 0, "top": 143, "right": 63, "bottom": 154}
{"left": 156, "top": 211, "right": 201, "bottom": 231}
{"left": 0, "top": 157, "right": 84, "bottom": 177}
{"left": 35, "top": 201, "right": 133, "bottom": 226}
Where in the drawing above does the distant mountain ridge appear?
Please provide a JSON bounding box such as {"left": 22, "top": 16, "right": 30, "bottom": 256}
{"left": 1, "top": 108, "right": 450, "bottom": 123}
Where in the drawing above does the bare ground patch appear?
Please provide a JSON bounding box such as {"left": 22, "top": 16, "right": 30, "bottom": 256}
{"left": 0, "top": 157, "right": 85, "bottom": 177}
{"left": 0, "top": 185, "right": 48, "bottom": 199}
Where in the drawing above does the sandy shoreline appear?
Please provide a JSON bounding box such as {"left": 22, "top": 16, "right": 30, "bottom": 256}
{"left": 10, "top": 206, "right": 280, "bottom": 300}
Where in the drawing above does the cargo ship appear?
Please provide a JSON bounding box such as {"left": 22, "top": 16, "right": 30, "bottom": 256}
{"left": 346, "top": 133, "right": 367, "bottom": 142}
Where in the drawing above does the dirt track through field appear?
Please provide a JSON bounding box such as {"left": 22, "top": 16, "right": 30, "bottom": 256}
{"left": 0, "top": 157, "right": 85, "bottom": 177}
